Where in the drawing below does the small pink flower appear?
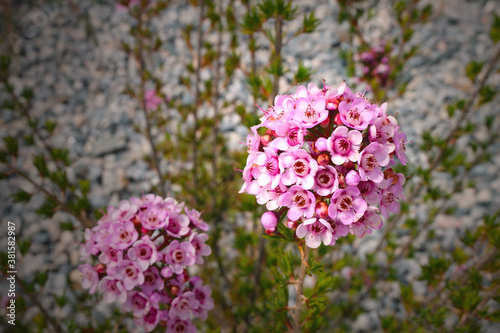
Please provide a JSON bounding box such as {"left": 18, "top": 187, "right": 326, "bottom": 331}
{"left": 327, "top": 126, "right": 362, "bottom": 165}
{"left": 312, "top": 165, "right": 339, "bottom": 196}
{"left": 166, "top": 318, "right": 196, "bottom": 333}
{"left": 144, "top": 89, "right": 163, "bottom": 111}
{"left": 296, "top": 218, "right": 333, "bottom": 248}
{"left": 109, "top": 199, "right": 138, "bottom": 222}
{"left": 79, "top": 264, "right": 99, "bottom": 294}
{"left": 166, "top": 214, "right": 190, "bottom": 238}
{"left": 185, "top": 207, "right": 209, "bottom": 231}
{"left": 109, "top": 221, "right": 139, "bottom": 250}
{"left": 269, "top": 121, "right": 305, "bottom": 151}
{"left": 338, "top": 97, "right": 374, "bottom": 130}
{"left": 163, "top": 241, "right": 196, "bottom": 275}
{"left": 98, "top": 277, "right": 126, "bottom": 304}
{"left": 124, "top": 290, "right": 151, "bottom": 316}
{"left": 328, "top": 187, "right": 367, "bottom": 225}
{"left": 393, "top": 128, "right": 408, "bottom": 165}
{"left": 139, "top": 204, "right": 169, "bottom": 230}
{"left": 127, "top": 236, "right": 158, "bottom": 270}
{"left": 279, "top": 149, "right": 318, "bottom": 189}
{"left": 278, "top": 185, "right": 316, "bottom": 221}
{"left": 189, "top": 233, "right": 212, "bottom": 265}
{"left": 135, "top": 306, "right": 160, "bottom": 332}
{"left": 108, "top": 260, "right": 145, "bottom": 290}
{"left": 169, "top": 291, "right": 200, "bottom": 320}
{"left": 379, "top": 177, "right": 405, "bottom": 218}
{"left": 358, "top": 142, "right": 390, "bottom": 183}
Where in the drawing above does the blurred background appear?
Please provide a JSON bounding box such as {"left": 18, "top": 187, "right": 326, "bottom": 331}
{"left": 1, "top": 0, "right": 499, "bottom": 332}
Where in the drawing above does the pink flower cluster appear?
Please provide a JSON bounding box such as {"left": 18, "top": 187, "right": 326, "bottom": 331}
{"left": 240, "top": 81, "right": 408, "bottom": 248}
{"left": 355, "top": 42, "right": 391, "bottom": 88}
{"left": 79, "top": 194, "right": 213, "bottom": 332}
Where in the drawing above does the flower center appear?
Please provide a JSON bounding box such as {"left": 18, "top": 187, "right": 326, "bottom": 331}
{"left": 133, "top": 294, "right": 147, "bottom": 308}
{"left": 316, "top": 170, "right": 334, "bottom": 188}
{"left": 383, "top": 192, "right": 395, "bottom": 205}
{"left": 144, "top": 271, "right": 155, "bottom": 285}
{"left": 265, "top": 157, "right": 279, "bottom": 175}
{"left": 287, "top": 128, "right": 299, "bottom": 145}
{"left": 293, "top": 192, "right": 309, "bottom": 208}
{"left": 293, "top": 158, "right": 310, "bottom": 176}
{"left": 125, "top": 266, "right": 137, "bottom": 278}
{"left": 311, "top": 223, "right": 325, "bottom": 234}
{"left": 347, "top": 109, "right": 361, "bottom": 125}
{"left": 138, "top": 246, "right": 151, "bottom": 259}
{"left": 173, "top": 249, "right": 184, "bottom": 263}
{"left": 334, "top": 137, "right": 350, "bottom": 154}
{"left": 361, "top": 153, "right": 377, "bottom": 170}
{"left": 337, "top": 195, "right": 353, "bottom": 211}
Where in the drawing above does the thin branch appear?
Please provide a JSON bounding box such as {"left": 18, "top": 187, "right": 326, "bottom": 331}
{"left": 15, "top": 275, "right": 63, "bottom": 333}
{"left": 291, "top": 243, "right": 309, "bottom": 333}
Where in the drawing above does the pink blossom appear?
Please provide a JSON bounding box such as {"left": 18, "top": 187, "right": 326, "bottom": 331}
{"left": 312, "top": 165, "right": 339, "bottom": 196}
{"left": 279, "top": 149, "right": 318, "bottom": 189}
{"left": 140, "top": 267, "right": 164, "bottom": 295}
{"left": 350, "top": 207, "right": 383, "bottom": 238}
{"left": 278, "top": 185, "right": 316, "bottom": 221}
{"left": 135, "top": 306, "right": 160, "bottom": 332}
{"left": 296, "top": 218, "right": 333, "bottom": 248}
{"left": 185, "top": 207, "right": 209, "bottom": 231}
{"left": 269, "top": 121, "right": 305, "bottom": 151}
{"left": 79, "top": 264, "right": 99, "bottom": 294}
{"left": 128, "top": 236, "right": 158, "bottom": 270}
{"left": 338, "top": 97, "right": 374, "bottom": 130}
{"left": 163, "top": 241, "right": 196, "bottom": 275}
{"left": 358, "top": 142, "right": 390, "bottom": 183}
{"left": 123, "top": 290, "right": 151, "bottom": 316}
{"left": 169, "top": 291, "right": 199, "bottom": 320}
{"left": 252, "top": 148, "right": 281, "bottom": 188}
{"left": 166, "top": 318, "right": 196, "bottom": 333}
{"left": 189, "top": 233, "right": 212, "bottom": 264}
{"left": 98, "top": 277, "right": 126, "bottom": 303}
{"left": 139, "top": 204, "right": 169, "bottom": 230}
{"left": 328, "top": 187, "right": 367, "bottom": 225}
{"left": 108, "top": 260, "right": 144, "bottom": 290}
{"left": 166, "top": 214, "right": 190, "bottom": 238}
{"left": 379, "top": 176, "right": 405, "bottom": 218}
{"left": 327, "top": 126, "right": 362, "bottom": 165}
{"left": 144, "top": 89, "right": 163, "bottom": 111}
{"left": 261, "top": 211, "right": 278, "bottom": 232}
{"left": 393, "top": 128, "right": 408, "bottom": 165}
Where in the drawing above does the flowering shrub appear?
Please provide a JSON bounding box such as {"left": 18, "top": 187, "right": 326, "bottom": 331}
{"left": 355, "top": 42, "right": 391, "bottom": 90}
{"left": 240, "top": 81, "right": 408, "bottom": 248}
{"left": 79, "top": 194, "right": 213, "bottom": 332}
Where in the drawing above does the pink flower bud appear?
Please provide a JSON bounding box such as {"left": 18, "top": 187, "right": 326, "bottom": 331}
{"left": 345, "top": 170, "right": 360, "bottom": 186}
{"left": 320, "top": 117, "right": 330, "bottom": 128}
{"left": 260, "top": 134, "right": 272, "bottom": 147}
{"left": 315, "top": 201, "right": 329, "bottom": 218}
{"left": 261, "top": 212, "right": 278, "bottom": 231}
{"left": 94, "top": 263, "right": 106, "bottom": 274}
{"left": 317, "top": 153, "right": 330, "bottom": 167}
{"left": 286, "top": 220, "right": 298, "bottom": 230}
{"left": 326, "top": 99, "right": 339, "bottom": 111}
{"left": 334, "top": 113, "right": 342, "bottom": 125}
{"left": 315, "top": 138, "right": 328, "bottom": 152}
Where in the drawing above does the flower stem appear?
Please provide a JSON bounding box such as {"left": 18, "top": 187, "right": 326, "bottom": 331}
{"left": 291, "top": 243, "right": 309, "bottom": 332}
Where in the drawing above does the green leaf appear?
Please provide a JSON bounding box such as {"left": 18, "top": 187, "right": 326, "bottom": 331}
{"left": 50, "top": 170, "right": 68, "bottom": 190}
{"left": 35, "top": 270, "right": 49, "bottom": 287}
{"left": 3, "top": 136, "right": 18, "bottom": 157}
{"left": 294, "top": 61, "right": 313, "bottom": 83}
{"left": 18, "top": 238, "right": 31, "bottom": 256}
{"left": 45, "top": 119, "right": 57, "bottom": 134}
{"left": 0, "top": 55, "right": 11, "bottom": 71}
{"left": 491, "top": 13, "right": 500, "bottom": 43}
{"left": 478, "top": 84, "right": 497, "bottom": 106}
{"left": 36, "top": 197, "right": 58, "bottom": 218}
{"left": 302, "top": 11, "right": 320, "bottom": 34}
{"left": 465, "top": 61, "right": 484, "bottom": 82}
{"left": 21, "top": 87, "right": 34, "bottom": 101}
{"left": 33, "top": 154, "right": 49, "bottom": 177}
{"left": 79, "top": 179, "right": 90, "bottom": 196}
{"left": 11, "top": 189, "right": 32, "bottom": 203}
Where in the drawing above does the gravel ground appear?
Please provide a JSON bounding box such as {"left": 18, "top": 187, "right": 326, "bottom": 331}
{"left": 0, "top": 0, "right": 499, "bottom": 331}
